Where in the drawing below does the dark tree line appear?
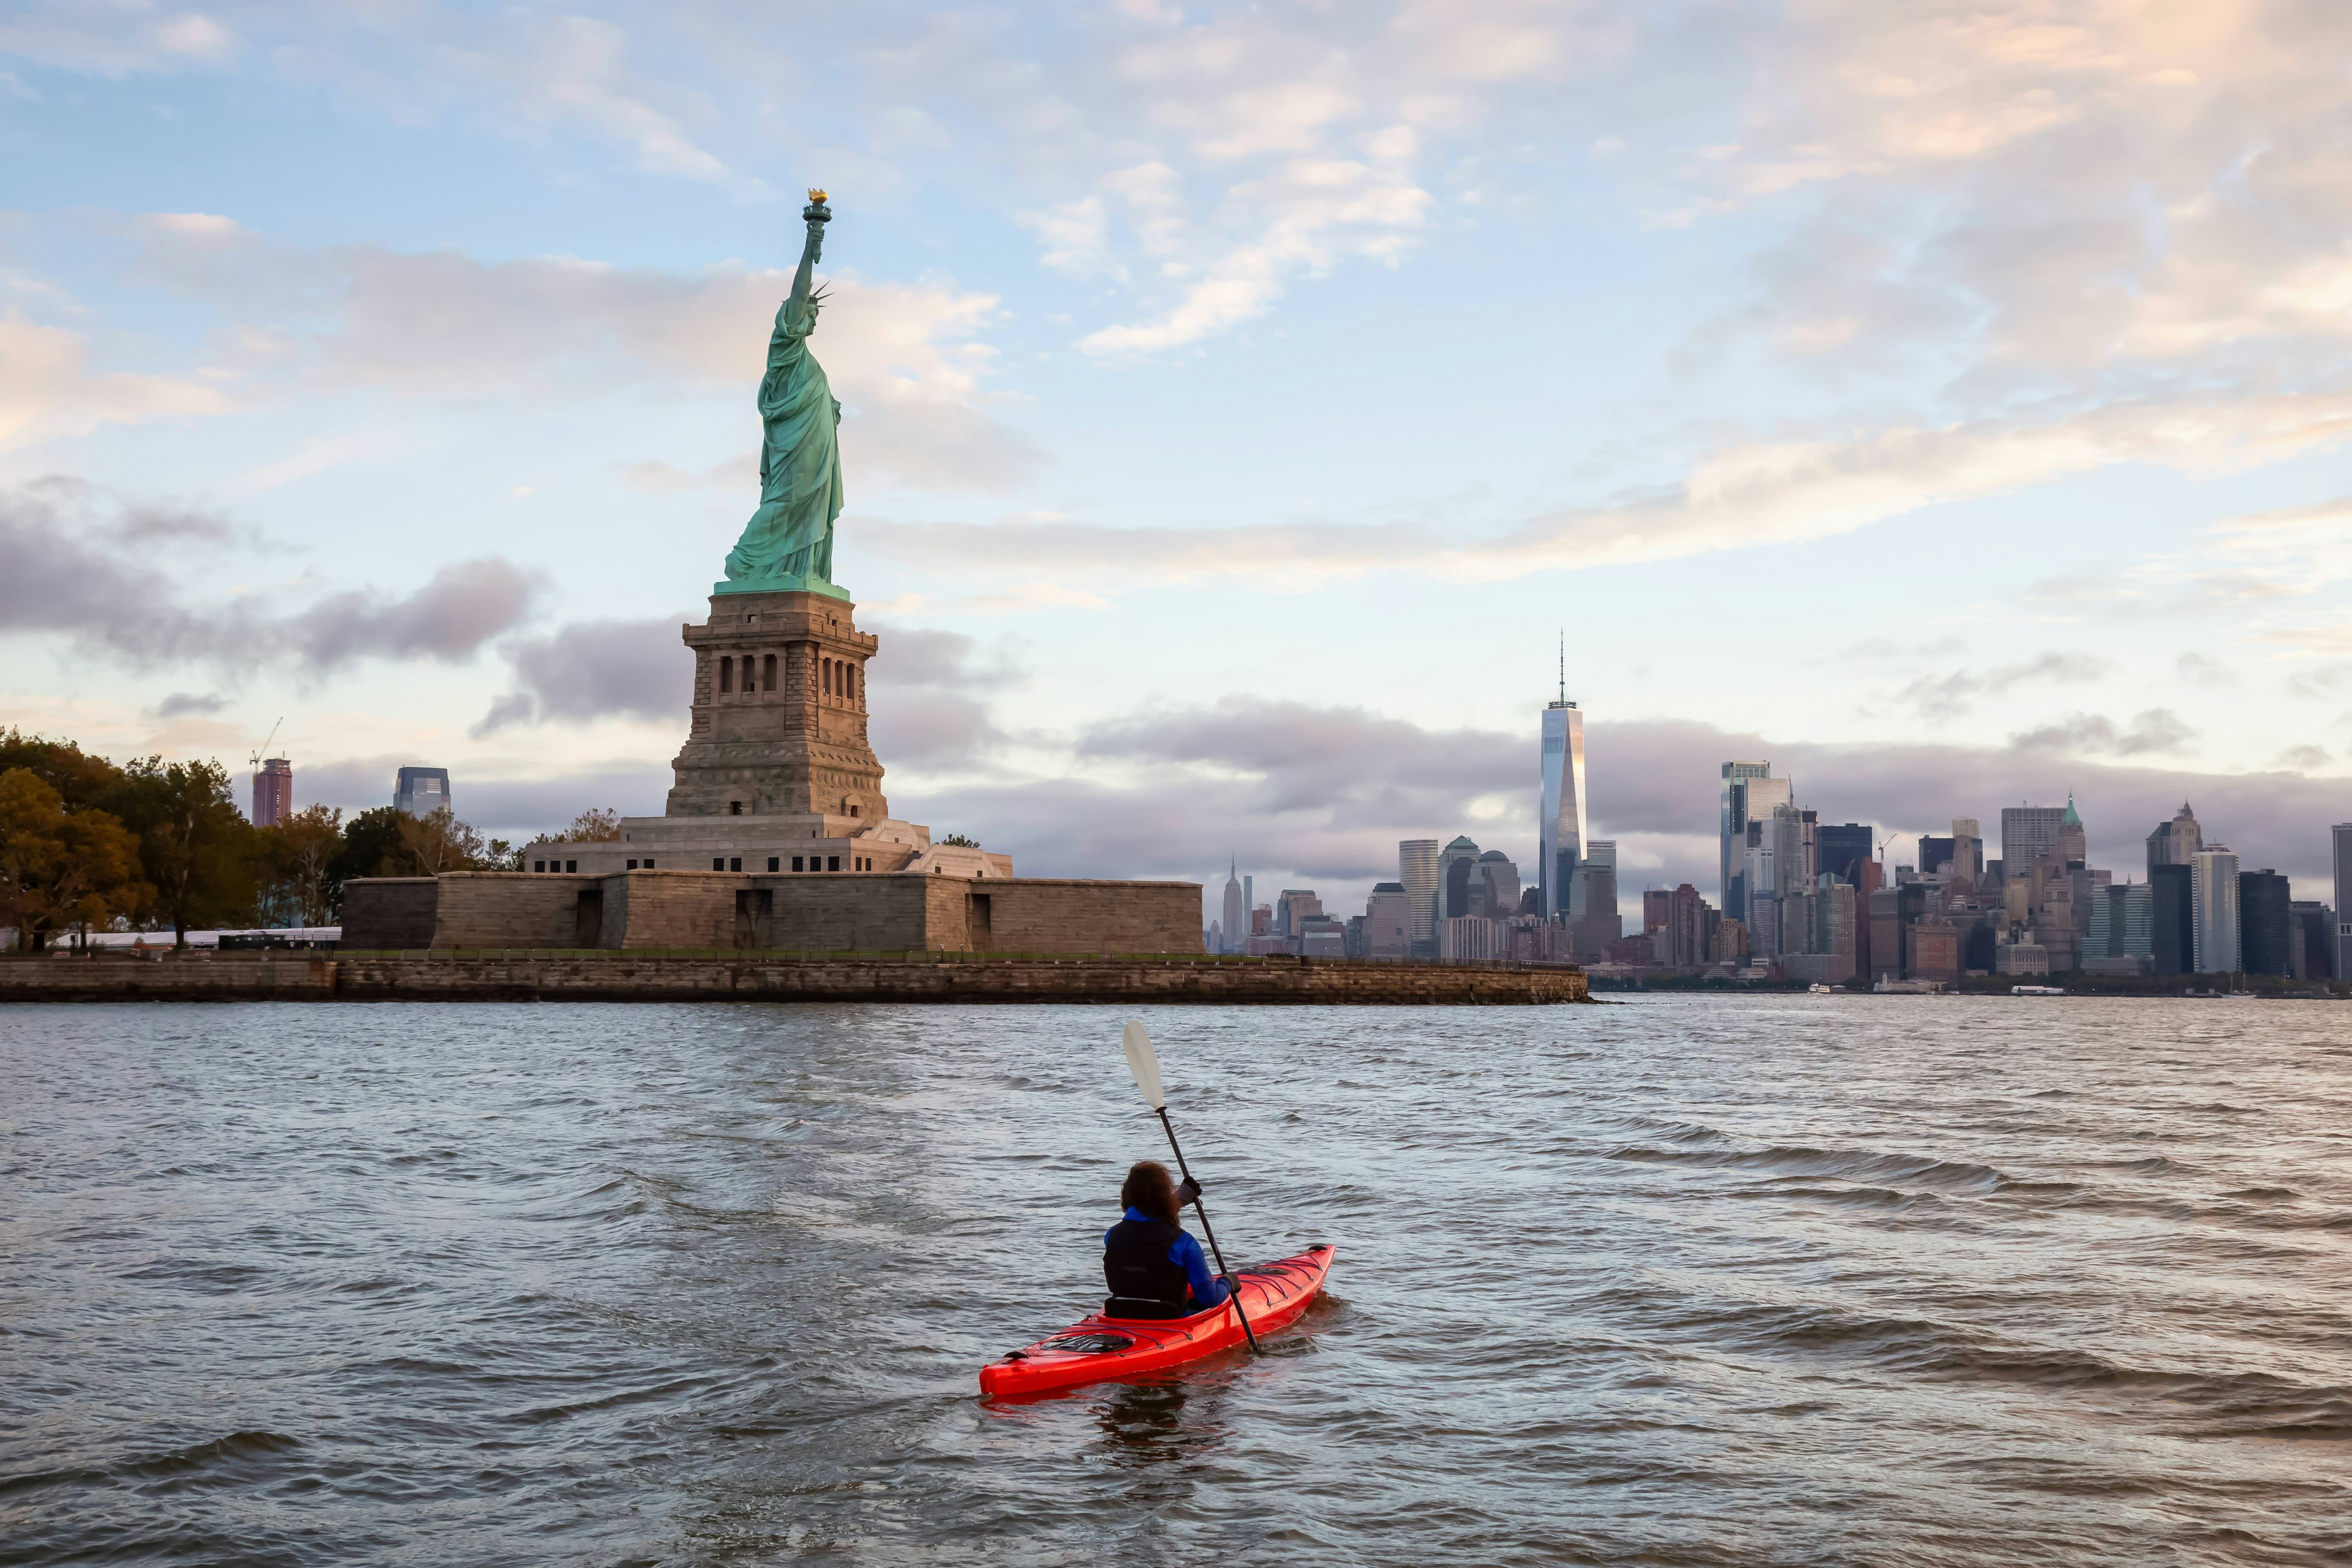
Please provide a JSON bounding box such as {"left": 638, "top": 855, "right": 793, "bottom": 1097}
{"left": 0, "top": 729, "right": 525, "bottom": 951}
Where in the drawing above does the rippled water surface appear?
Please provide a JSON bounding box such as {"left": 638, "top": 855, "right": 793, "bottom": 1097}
{"left": 5, "top": 997, "right": 2351, "bottom": 1565}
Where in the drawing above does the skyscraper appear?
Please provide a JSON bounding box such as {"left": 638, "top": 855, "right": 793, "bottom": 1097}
{"left": 2000, "top": 804, "right": 2065, "bottom": 875}
{"left": 1770, "top": 805, "right": 1817, "bottom": 902}
{"left": 2190, "top": 847, "right": 2241, "bottom": 974}
{"left": 2057, "top": 794, "right": 2086, "bottom": 864}
{"left": 1219, "top": 859, "right": 1244, "bottom": 954}
{"left": 1474, "top": 850, "right": 1521, "bottom": 919}
{"left": 1399, "top": 839, "right": 1441, "bottom": 957}
{"left": 2150, "top": 863, "right": 2193, "bottom": 975}
{"left": 1949, "top": 818, "right": 1983, "bottom": 888}
{"left": 1917, "top": 834, "right": 1955, "bottom": 878}
{"left": 2289, "top": 900, "right": 2335, "bottom": 980}
{"left": 1666, "top": 883, "right": 1708, "bottom": 968}
{"left": 1816, "top": 822, "right": 1874, "bottom": 886}
{"left": 1441, "top": 835, "right": 1482, "bottom": 919}
{"left": 2147, "top": 802, "right": 2203, "bottom": 876}
{"left": 2087, "top": 881, "right": 2154, "bottom": 964}
{"left": 2239, "top": 869, "right": 2291, "bottom": 976}
{"left": 1363, "top": 883, "right": 1410, "bottom": 958}
{"left": 394, "top": 766, "right": 452, "bottom": 818}
{"left": 2334, "top": 824, "right": 2352, "bottom": 979}
{"left": 1540, "top": 684, "right": 1587, "bottom": 922}
{"left": 1572, "top": 840, "right": 1620, "bottom": 953}
{"left": 1719, "top": 762, "right": 1773, "bottom": 919}
{"left": 252, "top": 757, "right": 293, "bottom": 828}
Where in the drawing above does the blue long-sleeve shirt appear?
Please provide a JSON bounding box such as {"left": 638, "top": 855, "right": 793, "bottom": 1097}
{"left": 1106, "top": 1206, "right": 1230, "bottom": 1309}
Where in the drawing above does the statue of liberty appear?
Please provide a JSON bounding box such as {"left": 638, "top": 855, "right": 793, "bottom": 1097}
{"left": 717, "top": 190, "right": 850, "bottom": 600}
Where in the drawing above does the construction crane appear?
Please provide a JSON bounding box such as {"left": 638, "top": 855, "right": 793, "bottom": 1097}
{"left": 248, "top": 717, "right": 283, "bottom": 772}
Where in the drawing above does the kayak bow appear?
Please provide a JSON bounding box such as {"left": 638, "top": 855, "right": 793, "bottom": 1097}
{"left": 978, "top": 1244, "right": 1336, "bottom": 1398}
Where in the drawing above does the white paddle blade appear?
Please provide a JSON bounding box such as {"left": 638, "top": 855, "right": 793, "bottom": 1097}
{"left": 1121, "top": 1020, "right": 1166, "bottom": 1110}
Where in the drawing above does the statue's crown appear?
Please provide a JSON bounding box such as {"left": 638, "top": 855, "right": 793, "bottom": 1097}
{"left": 807, "top": 187, "right": 829, "bottom": 204}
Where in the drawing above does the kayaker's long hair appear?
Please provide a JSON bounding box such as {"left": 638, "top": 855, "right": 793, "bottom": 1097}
{"left": 1121, "top": 1159, "right": 1180, "bottom": 1224}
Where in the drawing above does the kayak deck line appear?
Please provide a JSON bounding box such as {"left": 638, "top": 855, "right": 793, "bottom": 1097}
{"left": 979, "top": 1243, "right": 1336, "bottom": 1398}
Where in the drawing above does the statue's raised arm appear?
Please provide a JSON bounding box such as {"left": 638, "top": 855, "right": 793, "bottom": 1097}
{"left": 782, "top": 190, "right": 830, "bottom": 333}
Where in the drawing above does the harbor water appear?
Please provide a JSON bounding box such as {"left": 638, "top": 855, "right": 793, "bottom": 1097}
{"left": 3, "top": 997, "right": 2348, "bottom": 1564}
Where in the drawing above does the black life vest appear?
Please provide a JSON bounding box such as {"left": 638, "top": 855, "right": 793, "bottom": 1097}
{"left": 1102, "top": 1215, "right": 1189, "bottom": 1308}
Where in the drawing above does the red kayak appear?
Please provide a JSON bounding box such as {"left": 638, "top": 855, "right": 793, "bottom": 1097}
{"left": 978, "top": 1243, "right": 1336, "bottom": 1398}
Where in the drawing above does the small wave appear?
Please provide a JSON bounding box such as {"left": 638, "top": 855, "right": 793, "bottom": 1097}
{"left": 0, "top": 1430, "right": 303, "bottom": 1500}
{"left": 2085, "top": 1155, "right": 2185, "bottom": 1175}
{"left": 2185, "top": 1395, "right": 2352, "bottom": 1439}
{"left": 1608, "top": 1142, "right": 2007, "bottom": 1194}
{"left": 113, "top": 1430, "right": 303, "bottom": 1482}
{"left": 1701, "top": 1299, "right": 2352, "bottom": 1428}
{"left": 118, "top": 1259, "right": 268, "bottom": 1292}
{"left": 1753, "top": 1181, "right": 1936, "bottom": 1211}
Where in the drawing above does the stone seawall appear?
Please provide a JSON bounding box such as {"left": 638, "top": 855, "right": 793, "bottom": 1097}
{"left": 0, "top": 952, "right": 1588, "bottom": 1005}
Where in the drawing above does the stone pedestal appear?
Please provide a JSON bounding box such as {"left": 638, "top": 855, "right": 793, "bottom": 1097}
{"left": 668, "top": 590, "right": 887, "bottom": 821}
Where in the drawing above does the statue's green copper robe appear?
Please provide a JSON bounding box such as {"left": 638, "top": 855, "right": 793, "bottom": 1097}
{"left": 720, "top": 216, "right": 845, "bottom": 595}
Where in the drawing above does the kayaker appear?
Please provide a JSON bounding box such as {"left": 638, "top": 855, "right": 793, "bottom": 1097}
{"left": 1102, "top": 1159, "right": 1231, "bottom": 1318}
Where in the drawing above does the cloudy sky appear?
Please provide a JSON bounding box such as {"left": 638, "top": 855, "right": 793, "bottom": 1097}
{"left": 6, "top": 0, "right": 2351, "bottom": 916}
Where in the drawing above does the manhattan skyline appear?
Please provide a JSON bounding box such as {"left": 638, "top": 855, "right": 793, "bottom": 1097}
{"left": 4, "top": 4, "right": 2350, "bottom": 913}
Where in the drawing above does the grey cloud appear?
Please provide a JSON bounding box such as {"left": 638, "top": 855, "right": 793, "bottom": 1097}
{"left": 2008, "top": 709, "right": 2198, "bottom": 758}
{"left": 476, "top": 615, "right": 693, "bottom": 735}
{"left": 154, "top": 692, "right": 228, "bottom": 718}
{"left": 870, "top": 692, "right": 1007, "bottom": 769}
{"left": 1897, "top": 652, "right": 2109, "bottom": 721}
{"left": 0, "top": 478, "right": 538, "bottom": 672}
{"left": 1077, "top": 697, "right": 1525, "bottom": 818}
{"left": 866, "top": 624, "right": 1014, "bottom": 767}
{"left": 867, "top": 624, "right": 1015, "bottom": 692}
{"left": 2274, "top": 745, "right": 2332, "bottom": 772}
{"left": 115, "top": 500, "right": 238, "bottom": 543}
{"left": 287, "top": 558, "right": 541, "bottom": 671}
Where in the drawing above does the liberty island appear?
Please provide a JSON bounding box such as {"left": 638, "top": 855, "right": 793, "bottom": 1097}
{"left": 329, "top": 194, "right": 1205, "bottom": 957}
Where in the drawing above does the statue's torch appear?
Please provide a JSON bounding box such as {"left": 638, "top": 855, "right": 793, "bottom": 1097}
{"left": 804, "top": 187, "right": 831, "bottom": 224}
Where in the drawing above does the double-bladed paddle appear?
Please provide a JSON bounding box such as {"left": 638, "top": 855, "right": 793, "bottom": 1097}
{"left": 1120, "top": 1020, "right": 1260, "bottom": 1355}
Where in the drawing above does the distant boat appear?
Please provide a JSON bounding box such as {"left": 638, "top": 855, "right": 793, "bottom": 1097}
{"left": 2010, "top": 985, "right": 2065, "bottom": 997}
{"left": 1808, "top": 982, "right": 1833, "bottom": 993}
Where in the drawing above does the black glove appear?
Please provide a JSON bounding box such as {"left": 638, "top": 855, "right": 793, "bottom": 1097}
{"left": 1177, "top": 1175, "right": 1204, "bottom": 1207}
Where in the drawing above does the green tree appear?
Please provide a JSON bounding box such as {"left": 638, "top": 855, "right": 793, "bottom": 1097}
{"left": 565, "top": 807, "right": 622, "bottom": 841}
{"left": 401, "top": 806, "right": 490, "bottom": 875}
{"left": 326, "top": 807, "right": 415, "bottom": 915}
{"left": 108, "top": 758, "right": 258, "bottom": 947}
{"left": 0, "top": 728, "right": 126, "bottom": 813}
{"left": 0, "top": 768, "right": 146, "bottom": 951}
{"left": 256, "top": 804, "right": 345, "bottom": 927}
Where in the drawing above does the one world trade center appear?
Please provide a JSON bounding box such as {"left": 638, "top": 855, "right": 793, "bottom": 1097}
{"left": 1540, "top": 674, "right": 1587, "bottom": 922}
